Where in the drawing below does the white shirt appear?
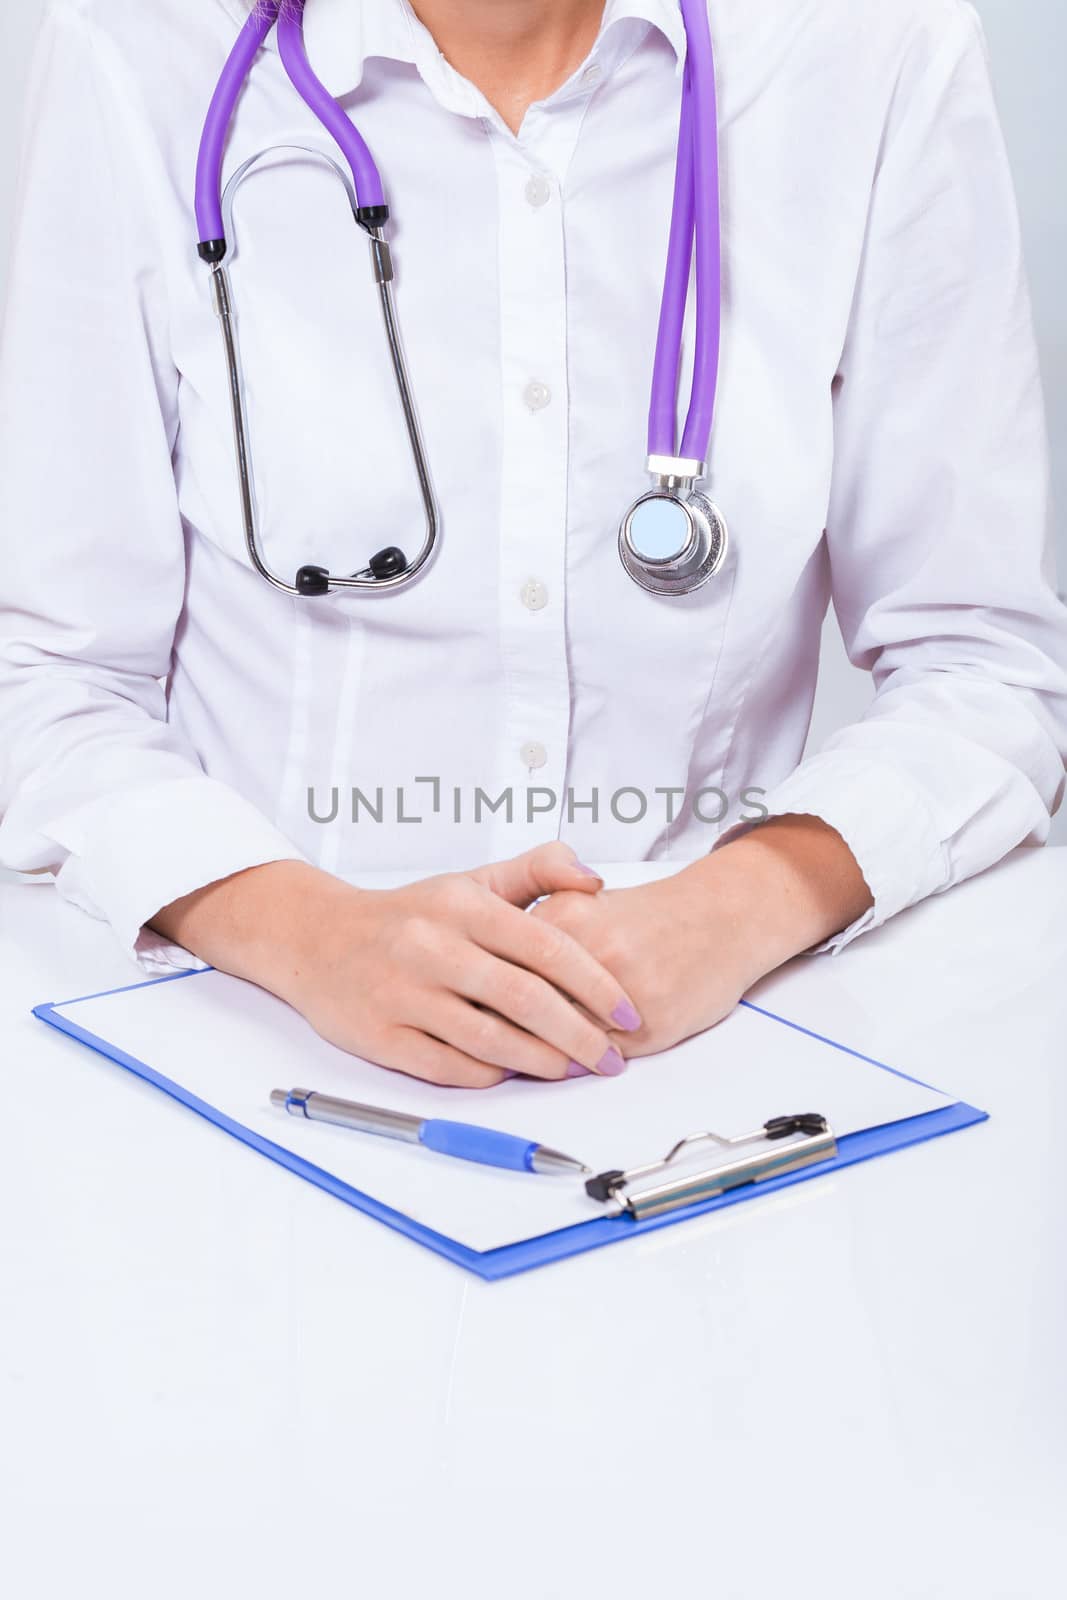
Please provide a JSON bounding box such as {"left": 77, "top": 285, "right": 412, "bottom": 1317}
{"left": 1, "top": 0, "right": 1065, "bottom": 971}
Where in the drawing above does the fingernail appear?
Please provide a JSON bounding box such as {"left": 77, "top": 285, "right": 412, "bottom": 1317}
{"left": 595, "top": 1046, "right": 627, "bottom": 1077}
{"left": 611, "top": 999, "right": 642, "bottom": 1032}
{"left": 565, "top": 1060, "right": 594, "bottom": 1078}
{"left": 573, "top": 860, "right": 602, "bottom": 879}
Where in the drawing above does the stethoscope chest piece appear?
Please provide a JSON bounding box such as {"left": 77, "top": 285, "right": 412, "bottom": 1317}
{"left": 619, "top": 486, "right": 728, "bottom": 596}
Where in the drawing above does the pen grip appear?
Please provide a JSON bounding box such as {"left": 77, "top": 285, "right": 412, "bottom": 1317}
{"left": 418, "top": 1120, "right": 538, "bottom": 1173}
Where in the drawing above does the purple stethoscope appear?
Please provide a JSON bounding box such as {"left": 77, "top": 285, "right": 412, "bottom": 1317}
{"left": 195, "top": 0, "right": 726, "bottom": 598}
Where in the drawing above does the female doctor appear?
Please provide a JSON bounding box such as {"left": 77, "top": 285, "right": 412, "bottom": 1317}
{"left": 1, "top": 0, "right": 1065, "bottom": 1088}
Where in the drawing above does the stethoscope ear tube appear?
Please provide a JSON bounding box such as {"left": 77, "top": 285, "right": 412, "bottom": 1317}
{"left": 208, "top": 174, "right": 440, "bottom": 597}
{"left": 275, "top": 5, "right": 386, "bottom": 211}
{"left": 195, "top": 2, "right": 279, "bottom": 256}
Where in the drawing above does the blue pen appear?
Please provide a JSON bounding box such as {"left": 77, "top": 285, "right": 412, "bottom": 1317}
{"left": 270, "top": 1088, "right": 590, "bottom": 1176}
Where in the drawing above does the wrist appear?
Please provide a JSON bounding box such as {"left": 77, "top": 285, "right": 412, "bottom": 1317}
{"left": 151, "top": 859, "right": 355, "bottom": 1001}
{"left": 680, "top": 815, "right": 873, "bottom": 985}
{"left": 242, "top": 861, "right": 357, "bottom": 1004}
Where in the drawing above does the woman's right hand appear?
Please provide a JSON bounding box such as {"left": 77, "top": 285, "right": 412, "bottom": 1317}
{"left": 152, "top": 844, "right": 641, "bottom": 1088}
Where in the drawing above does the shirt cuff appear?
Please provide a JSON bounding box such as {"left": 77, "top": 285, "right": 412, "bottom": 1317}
{"left": 43, "top": 776, "right": 308, "bottom": 972}
{"left": 716, "top": 751, "right": 950, "bottom": 953}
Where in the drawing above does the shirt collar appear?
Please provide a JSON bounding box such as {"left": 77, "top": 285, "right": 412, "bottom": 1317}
{"left": 219, "top": 0, "right": 685, "bottom": 101}
{"left": 600, "top": 0, "right": 687, "bottom": 74}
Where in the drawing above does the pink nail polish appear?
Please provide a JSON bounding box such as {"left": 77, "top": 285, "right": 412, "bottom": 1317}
{"left": 611, "top": 999, "right": 642, "bottom": 1032}
{"left": 573, "top": 861, "right": 602, "bottom": 879}
{"left": 595, "top": 1046, "right": 627, "bottom": 1077}
{"left": 565, "top": 1060, "right": 594, "bottom": 1078}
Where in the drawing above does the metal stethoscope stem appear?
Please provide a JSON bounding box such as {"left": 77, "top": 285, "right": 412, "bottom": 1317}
{"left": 211, "top": 146, "right": 438, "bottom": 598}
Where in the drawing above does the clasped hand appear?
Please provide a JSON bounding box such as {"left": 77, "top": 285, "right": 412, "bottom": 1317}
{"left": 160, "top": 822, "right": 863, "bottom": 1090}
{"left": 274, "top": 844, "right": 753, "bottom": 1088}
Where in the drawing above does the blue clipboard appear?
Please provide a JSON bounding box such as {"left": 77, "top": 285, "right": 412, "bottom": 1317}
{"left": 34, "top": 971, "right": 987, "bottom": 1280}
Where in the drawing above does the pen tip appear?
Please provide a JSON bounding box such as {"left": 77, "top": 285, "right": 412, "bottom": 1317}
{"left": 531, "top": 1146, "right": 594, "bottom": 1177}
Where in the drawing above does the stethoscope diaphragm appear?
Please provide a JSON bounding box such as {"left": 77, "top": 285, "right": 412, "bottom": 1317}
{"left": 619, "top": 485, "right": 728, "bottom": 596}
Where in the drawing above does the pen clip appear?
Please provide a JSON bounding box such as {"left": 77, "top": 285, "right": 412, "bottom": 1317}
{"left": 270, "top": 1087, "right": 313, "bottom": 1116}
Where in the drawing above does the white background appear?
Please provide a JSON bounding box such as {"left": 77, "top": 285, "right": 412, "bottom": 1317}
{"left": 0, "top": 0, "right": 1064, "bottom": 833}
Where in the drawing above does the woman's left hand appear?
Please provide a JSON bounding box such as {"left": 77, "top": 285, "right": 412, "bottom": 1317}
{"left": 530, "top": 819, "right": 874, "bottom": 1062}
{"left": 529, "top": 865, "right": 753, "bottom": 1060}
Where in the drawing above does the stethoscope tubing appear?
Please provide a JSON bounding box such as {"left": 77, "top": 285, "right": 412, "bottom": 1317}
{"left": 276, "top": 4, "right": 385, "bottom": 211}
{"left": 195, "top": 3, "right": 276, "bottom": 249}
{"left": 194, "top": 0, "right": 725, "bottom": 597}
{"left": 678, "top": 0, "right": 723, "bottom": 463}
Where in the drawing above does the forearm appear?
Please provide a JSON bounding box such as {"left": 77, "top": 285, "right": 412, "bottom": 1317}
{"left": 682, "top": 816, "right": 873, "bottom": 985}
{"left": 150, "top": 860, "right": 346, "bottom": 1003}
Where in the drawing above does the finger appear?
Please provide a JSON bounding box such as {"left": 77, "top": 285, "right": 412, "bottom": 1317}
{"left": 380, "top": 1027, "right": 509, "bottom": 1090}
{"left": 417, "top": 994, "right": 583, "bottom": 1081}
{"left": 473, "top": 894, "right": 642, "bottom": 1033}
{"left": 469, "top": 841, "right": 602, "bottom": 907}
{"left": 457, "top": 950, "right": 627, "bottom": 1076}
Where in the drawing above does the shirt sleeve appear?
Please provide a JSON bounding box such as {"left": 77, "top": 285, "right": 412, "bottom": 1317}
{"left": 738, "top": 1, "right": 1067, "bottom": 951}
{"left": 0, "top": 3, "right": 306, "bottom": 972}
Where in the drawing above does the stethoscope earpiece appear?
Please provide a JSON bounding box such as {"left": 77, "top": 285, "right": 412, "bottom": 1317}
{"left": 368, "top": 546, "right": 409, "bottom": 580}
{"left": 294, "top": 546, "right": 409, "bottom": 597}
{"left": 295, "top": 564, "right": 331, "bottom": 597}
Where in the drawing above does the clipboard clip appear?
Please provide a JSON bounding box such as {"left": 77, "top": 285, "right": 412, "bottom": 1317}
{"left": 585, "top": 1113, "right": 837, "bottom": 1221}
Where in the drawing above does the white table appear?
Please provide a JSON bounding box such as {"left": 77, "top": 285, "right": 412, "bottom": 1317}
{"left": 2, "top": 852, "right": 1065, "bottom": 1599}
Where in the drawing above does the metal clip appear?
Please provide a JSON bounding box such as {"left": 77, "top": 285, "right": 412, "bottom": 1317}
{"left": 368, "top": 234, "right": 394, "bottom": 285}
{"left": 210, "top": 264, "right": 232, "bottom": 319}
{"left": 646, "top": 452, "right": 706, "bottom": 492}
{"left": 585, "top": 1114, "right": 837, "bottom": 1221}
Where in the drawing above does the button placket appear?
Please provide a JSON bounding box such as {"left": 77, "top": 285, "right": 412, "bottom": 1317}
{"left": 488, "top": 129, "right": 575, "bottom": 854}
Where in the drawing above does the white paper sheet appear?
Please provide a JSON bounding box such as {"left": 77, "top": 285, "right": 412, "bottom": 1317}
{"left": 49, "top": 969, "right": 953, "bottom": 1254}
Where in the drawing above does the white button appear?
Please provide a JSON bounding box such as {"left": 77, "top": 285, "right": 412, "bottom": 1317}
{"left": 523, "top": 381, "right": 552, "bottom": 412}
{"left": 582, "top": 63, "right": 602, "bottom": 85}
{"left": 520, "top": 578, "right": 549, "bottom": 611}
{"left": 524, "top": 174, "right": 552, "bottom": 208}
{"left": 520, "top": 741, "right": 548, "bottom": 770}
